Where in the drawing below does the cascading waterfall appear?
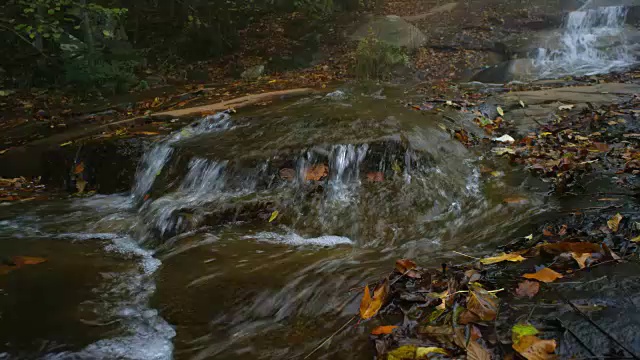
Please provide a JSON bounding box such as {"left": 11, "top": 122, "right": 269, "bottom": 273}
{"left": 534, "top": 4, "right": 636, "bottom": 77}
{"left": 131, "top": 111, "right": 233, "bottom": 201}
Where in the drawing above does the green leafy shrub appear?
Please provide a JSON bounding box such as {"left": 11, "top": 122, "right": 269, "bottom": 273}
{"left": 64, "top": 55, "right": 138, "bottom": 94}
{"left": 355, "top": 35, "right": 409, "bottom": 80}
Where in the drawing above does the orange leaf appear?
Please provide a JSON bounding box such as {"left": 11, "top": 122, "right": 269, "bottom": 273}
{"left": 523, "top": 267, "right": 563, "bottom": 283}
{"left": 503, "top": 196, "right": 529, "bottom": 204}
{"left": 74, "top": 162, "right": 85, "bottom": 174}
{"left": 571, "top": 252, "right": 590, "bottom": 269}
{"left": 360, "top": 278, "right": 389, "bottom": 320}
{"left": 14, "top": 256, "right": 47, "bottom": 265}
{"left": 305, "top": 164, "right": 329, "bottom": 181}
{"left": 395, "top": 259, "right": 420, "bottom": 278}
{"left": 371, "top": 325, "right": 397, "bottom": 335}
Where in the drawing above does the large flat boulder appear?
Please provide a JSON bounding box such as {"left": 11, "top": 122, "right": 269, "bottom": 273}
{"left": 349, "top": 15, "right": 427, "bottom": 49}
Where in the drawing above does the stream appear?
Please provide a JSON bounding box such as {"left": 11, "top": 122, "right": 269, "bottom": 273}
{"left": 1, "top": 3, "right": 639, "bottom": 360}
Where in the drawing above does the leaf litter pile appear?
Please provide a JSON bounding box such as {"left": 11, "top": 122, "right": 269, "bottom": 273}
{"left": 305, "top": 84, "right": 640, "bottom": 359}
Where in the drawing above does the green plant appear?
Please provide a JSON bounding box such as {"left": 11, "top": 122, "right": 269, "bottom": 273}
{"left": 355, "top": 34, "right": 409, "bottom": 80}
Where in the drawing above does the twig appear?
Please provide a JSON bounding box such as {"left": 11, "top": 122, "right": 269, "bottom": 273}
{"left": 452, "top": 251, "right": 481, "bottom": 260}
{"left": 303, "top": 315, "right": 356, "bottom": 359}
{"left": 565, "top": 300, "right": 640, "bottom": 360}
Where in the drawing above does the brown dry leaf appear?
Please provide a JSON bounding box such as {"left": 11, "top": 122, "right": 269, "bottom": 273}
{"left": 279, "top": 168, "right": 295, "bottom": 181}
{"left": 467, "top": 285, "right": 499, "bottom": 321}
{"left": 523, "top": 268, "right": 563, "bottom": 283}
{"left": 360, "top": 278, "right": 389, "bottom": 320}
{"left": 542, "top": 228, "right": 554, "bottom": 236}
{"left": 395, "top": 259, "right": 421, "bottom": 278}
{"left": 480, "top": 252, "right": 526, "bottom": 265}
{"left": 458, "top": 309, "right": 481, "bottom": 325}
{"left": 515, "top": 280, "right": 540, "bottom": 298}
{"left": 538, "top": 242, "right": 601, "bottom": 255}
{"left": 558, "top": 224, "right": 568, "bottom": 236}
{"left": 130, "top": 131, "right": 161, "bottom": 136}
{"left": 304, "top": 164, "right": 329, "bottom": 181}
{"left": 73, "top": 162, "right": 85, "bottom": 174}
{"left": 591, "top": 142, "right": 610, "bottom": 152}
{"left": 467, "top": 340, "right": 492, "bottom": 360}
{"left": 513, "top": 335, "right": 557, "bottom": 360}
{"left": 371, "top": 325, "right": 397, "bottom": 335}
{"left": 602, "top": 243, "right": 621, "bottom": 261}
{"left": 14, "top": 256, "right": 47, "bottom": 265}
{"left": 607, "top": 213, "right": 623, "bottom": 232}
{"left": 366, "top": 172, "right": 384, "bottom": 182}
{"left": 571, "top": 253, "right": 591, "bottom": 269}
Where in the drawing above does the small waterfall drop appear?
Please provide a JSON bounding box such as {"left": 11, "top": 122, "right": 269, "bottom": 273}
{"left": 131, "top": 111, "right": 233, "bottom": 201}
{"left": 534, "top": 4, "right": 636, "bottom": 77}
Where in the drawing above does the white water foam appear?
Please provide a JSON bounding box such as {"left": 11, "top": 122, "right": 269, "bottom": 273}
{"left": 131, "top": 112, "right": 233, "bottom": 200}
{"left": 46, "top": 234, "right": 174, "bottom": 360}
{"left": 535, "top": 5, "right": 636, "bottom": 77}
{"left": 245, "top": 231, "right": 353, "bottom": 247}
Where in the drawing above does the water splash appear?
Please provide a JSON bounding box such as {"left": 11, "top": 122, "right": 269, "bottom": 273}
{"left": 131, "top": 112, "right": 233, "bottom": 201}
{"left": 535, "top": 5, "right": 636, "bottom": 77}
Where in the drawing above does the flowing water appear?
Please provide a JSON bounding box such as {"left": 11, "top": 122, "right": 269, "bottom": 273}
{"left": 0, "top": 88, "right": 553, "bottom": 359}
{"left": 534, "top": 3, "right": 638, "bottom": 77}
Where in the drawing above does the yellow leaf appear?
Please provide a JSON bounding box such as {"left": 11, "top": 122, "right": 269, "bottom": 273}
{"left": 268, "top": 210, "right": 279, "bottom": 222}
{"left": 497, "top": 106, "right": 505, "bottom": 116}
{"left": 60, "top": 141, "right": 73, "bottom": 147}
{"left": 522, "top": 267, "right": 563, "bottom": 283}
{"left": 513, "top": 335, "right": 557, "bottom": 360}
{"left": 607, "top": 213, "right": 623, "bottom": 232}
{"left": 480, "top": 252, "right": 526, "bottom": 265}
{"left": 631, "top": 235, "right": 640, "bottom": 242}
{"left": 268, "top": 79, "right": 277, "bottom": 84}
{"left": 416, "top": 347, "right": 448, "bottom": 358}
{"left": 540, "top": 132, "right": 552, "bottom": 137}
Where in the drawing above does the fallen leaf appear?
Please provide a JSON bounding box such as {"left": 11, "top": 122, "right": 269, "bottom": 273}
{"left": 75, "top": 178, "right": 87, "bottom": 193}
{"left": 493, "top": 147, "right": 516, "bottom": 156}
{"left": 387, "top": 345, "right": 448, "bottom": 360}
{"left": 467, "top": 285, "right": 498, "bottom": 321}
{"left": 558, "top": 104, "right": 574, "bottom": 111}
{"left": 512, "top": 323, "right": 539, "bottom": 343}
{"left": 367, "top": 172, "right": 384, "bottom": 182}
{"left": 130, "top": 131, "right": 161, "bottom": 136}
{"left": 305, "top": 164, "right": 329, "bottom": 181}
{"left": 481, "top": 252, "right": 526, "bottom": 265}
{"left": 360, "top": 278, "right": 389, "bottom": 320}
{"left": 607, "top": 213, "right": 623, "bottom": 232}
{"left": 515, "top": 281, "right": 540, "bottom": 298}
{"left": 497, "top": 106, "right": 505, "bottom": 116}
{"left": 513, "top": 335, "right": 557, "bottom": 360}
{"left": 14, "top": 256, "right": 47, "bottom": 265}
{"left": 467, "top": 340, "right": 492, "bottom": 360}
{"left": 631, "top": 235, "right": 640, "bottom": 242}
{"left": 371, "top": 325, "right": 397, "bottom": 335}
{"left": 458, "top": 309, "right": 481, "bottom": 324}
{"left": 602, "top": 243, "right": 621, "bottom": 261}
{"left": 537, "top": 242, "right": 601, "bottom": 255}
{"left": 268, "top": 210, "right": 279, "bottom": 222}
{"left": 74, "top": 162, "right": 85, "bottom": 174}
{"left": 279, "top": 168, "right": 296, "bottom": 181}
{"left": 395, "top": 259, "right": 421, "bottom": 278}
{"left": 519, "top": 100, "right": 526, "bottom": 108}
{"left": 558, "top": 224, "right": 568, "bottom": 236}
{"left": 523, "top": 267, "right": 563, "bottom": 283}
{"left": 543, "top": 228, "right": 554, "bottom": 236}
{"left": 60, "top": 141, "right": 73, "bottom": 147}
{"left": 571, "top": 252, "right": 591, "bottom": 269}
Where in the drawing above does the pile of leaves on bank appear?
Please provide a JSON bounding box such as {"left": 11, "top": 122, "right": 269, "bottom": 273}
{"left": 492, "top": 95, "right": 640, "bottom": 193}
{"left": 339, "top": 211, "right": 639, "bottom": 360}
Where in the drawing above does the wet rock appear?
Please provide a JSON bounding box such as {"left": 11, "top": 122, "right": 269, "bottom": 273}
{"left": 471, "top": 59, "right": 536, "bottom": 83}
{"left": 241, "top": 65, "right": 265, "bottom": 80}
{"left": 349, "top": 15, "right": 427, "bottom": 49}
